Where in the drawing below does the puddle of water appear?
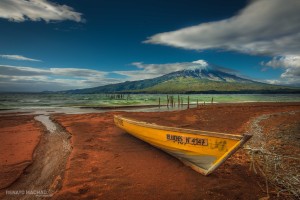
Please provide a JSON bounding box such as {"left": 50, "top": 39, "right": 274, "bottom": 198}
{"left": 34, "top": 115, "right": 57, "bottom": 133}
{"left": 0, "top": 105, "right": 196, "bottom": 115}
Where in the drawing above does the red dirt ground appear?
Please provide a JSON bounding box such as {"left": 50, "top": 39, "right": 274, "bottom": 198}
{"left": 0, "top": 103, "right": 299, "bottom": 199}
{"left": 52, "top": 102, "right": 300, "bottom": 200}
{"left": 123, "top": 103, "right": 300, "bottom": 134}
{"left": 0, "top": 115, "right": 42, "bottom": 189}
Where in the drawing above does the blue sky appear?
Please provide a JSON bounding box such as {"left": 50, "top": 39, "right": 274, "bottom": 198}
{"left": 0, "top": 0, "right": 299, "bottom": 92}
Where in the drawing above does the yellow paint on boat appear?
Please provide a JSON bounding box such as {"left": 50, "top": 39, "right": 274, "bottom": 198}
{"left": 114, "top": 115, "right": 252, "bottom": 175}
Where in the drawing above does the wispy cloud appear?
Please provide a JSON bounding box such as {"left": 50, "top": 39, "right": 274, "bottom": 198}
{"left": 261, "top": 56, "right": 300, "bottom": 69}
{"left": 0, "top": 65, "right": 120, "bottom": 92}
{"left": 114, "top": 60, "right": 239, "bottom": 81}
{"left": 0, "top": 75, "right": 120, "bottom": 92}
{"left": 145, "top": 0, "right": 300, "bottom": 56}
{"left": 261, "top": 55, "right": 300, "bottom": 85}
{"left": 0, "top": 0, "right": 84, "bottom": 23}
{"left": 114, "top": 60, "right": 205, "bottom": 81}
{"left": 265, "top": 77, "right": 300, "bottom": 87}
{"left": 145, "top": 0, "right": 300, "bottom": 86}
{"left": 0, "top": 65, "right": 108, "bottom": 77}
{"left": 0, "top": 54, "right": 42, "bottom": 62}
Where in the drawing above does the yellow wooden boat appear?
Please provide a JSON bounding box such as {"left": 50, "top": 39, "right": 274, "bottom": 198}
{"left": 114, "top": 115, "right": 252, "bottom": 175}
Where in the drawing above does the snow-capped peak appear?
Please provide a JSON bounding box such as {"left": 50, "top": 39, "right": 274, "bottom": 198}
{"left": 185, "top": 60, "right": 210, "bottom": 71}
{"left": 192, "top": 60, "right": 208, "bottom": 66}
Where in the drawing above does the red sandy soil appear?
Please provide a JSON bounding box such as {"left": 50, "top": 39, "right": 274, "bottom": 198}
{"left": 123, "top": 102, "right": 300, "bottom": 134}
{"left": 52, "top": 102, "right": 300, "bottom": 200}
{"left": 0, "top": 115, "right": 42, "bottom": 189}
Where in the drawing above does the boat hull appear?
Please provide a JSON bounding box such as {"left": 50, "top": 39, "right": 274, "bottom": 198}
{"left": 114, "top": 115, "right": 252, "bottom": 175}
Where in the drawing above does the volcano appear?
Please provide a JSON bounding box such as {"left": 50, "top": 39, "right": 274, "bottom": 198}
{"left": 65, "top": 61, "right": 298, "bottom": 94}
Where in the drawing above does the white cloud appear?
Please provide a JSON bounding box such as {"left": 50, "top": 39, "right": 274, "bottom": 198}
{"left": 145, "top": 0, "right": 300, "bottom": 56}
{"left": 115, "top": 60, "right": 205, "bottom": 80}
{"left": 50, "top": 68, "right": 107, "bottom": 77}
{"left": 114, "top": 60, "right": 238, "bottom": 81}
{"left": 0, "top": 65, "right": 108, "bottom": 77}
{"left": 0, "top": 65, "right": 120, "bottom": 92}
{"left": 0, "top": 65, "right": 49, "bottom": 76}
{"left": 0, "top": 0, "right": 84, "bottom": 23}
{"left": 261, "top": 55, "right": 300, "bottom": 69}
{"left": 0, "top": 54, "right": 41, "bottom": 62}
{"left": 0, "top": 75, "right": 120, "bottom": 92}
{"left": 145, "top": 0, "right": 300, "bottom": 86}
{"left": 261, "top": 55, "right": 300, "bottom": 85}
{"left": 265, "top": 77, "right": 300, "bottom": 86}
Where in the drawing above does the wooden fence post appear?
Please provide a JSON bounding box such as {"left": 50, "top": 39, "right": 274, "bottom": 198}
{"left": 167, "top": 95, "right": 169, "bottom": 108}
{"left": 158, "top": 97, "right": 160, "bottom": 109}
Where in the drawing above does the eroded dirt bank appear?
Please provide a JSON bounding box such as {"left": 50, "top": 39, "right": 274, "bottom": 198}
{"left": 0, "top": 115, "right": 72, "bottom": 200}
{"left": 52, "top": 102, "right": 300, "bottom": 200}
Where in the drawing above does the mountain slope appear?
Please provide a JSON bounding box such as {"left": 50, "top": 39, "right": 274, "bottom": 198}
{"left": 135, "top": 77, "right": 294, "bottom": 93}
{"left": 64, "top": 63, "right": 299, "bottom": 94}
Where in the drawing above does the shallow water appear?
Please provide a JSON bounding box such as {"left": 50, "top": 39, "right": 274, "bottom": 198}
{"left": 0, "top": 93, "right": 299, "bottom": 114}
{"left": 34, "top": 115, "right": 57, "bottom": 133}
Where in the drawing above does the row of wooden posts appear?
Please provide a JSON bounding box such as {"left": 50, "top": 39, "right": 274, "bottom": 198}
{"left": 104, "top": 94, "right": 214, "bottom": 109}
{"left": 158, "top": 95, "right": 214, "bottom": 109}
{"left": 105, "top": 94, "right": 130, "bottom": 100}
